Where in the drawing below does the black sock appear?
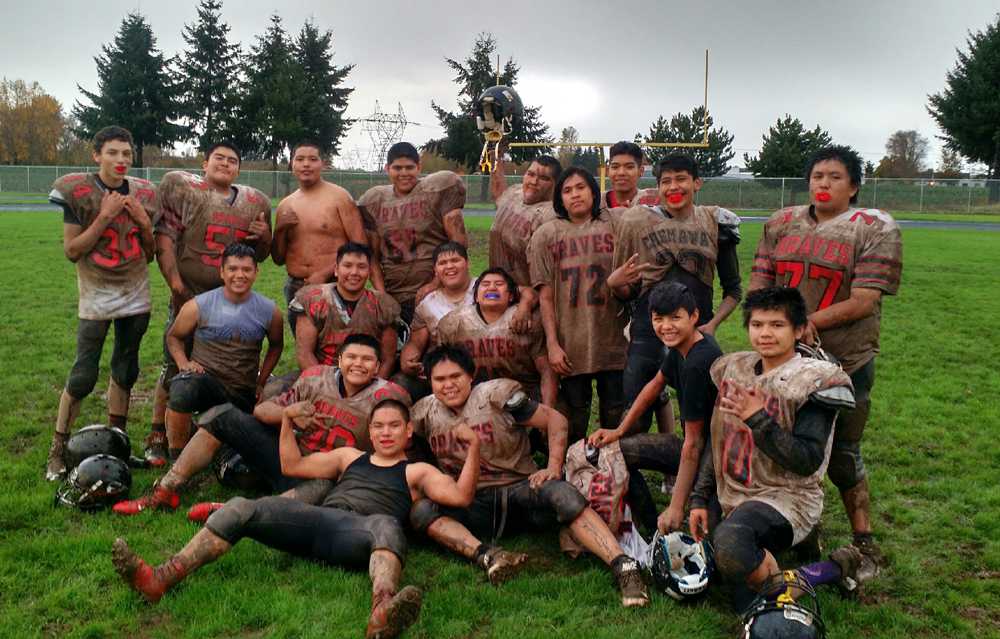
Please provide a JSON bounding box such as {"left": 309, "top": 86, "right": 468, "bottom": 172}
{"left": 151, "top": 422, "right": 166, "bottom": 433}
{"left": 610, "top": 554, "right": 633, "bottom": 573}
{"left": 473, "top": 543, "right": 489, "bottom": 567}
{"left": 109, "top": 414, "right": 127, "bottom": 430}
{"left": 853, "top": 532, "right": 874, "bottom": 546}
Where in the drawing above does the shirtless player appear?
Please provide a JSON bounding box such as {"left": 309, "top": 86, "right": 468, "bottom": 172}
{"left": 273, "top": 140, "right": 373, "bottom": 333}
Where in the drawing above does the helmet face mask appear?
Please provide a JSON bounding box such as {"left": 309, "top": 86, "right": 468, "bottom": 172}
{"left": 648, "top": 531, "right": 714, "bottom": 601}
{"left": 55, "top": 454, "right": 132, "bottom": 511}
{"left": 741, "top": 571, "right": 826, "bottom": 639}
{"left": 475, "top": 85, "right": 524, "bottom": 138}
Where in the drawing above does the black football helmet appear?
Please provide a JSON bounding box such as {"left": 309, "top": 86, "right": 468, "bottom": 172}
{"left": 214, "top": 447, "right": 267, "bottom": 492}
{"left": 55, "top": 454, "right": 132, "bottom": 511}
{"left": 475, "top": 85, "right": 523, "bottom": 136}
{"left": 648, "top": 531, "right": 714, "bottom": 600}
{"left": 66, "top": 424, "right": 131, "bottom": 468}
{"left": 741, "top": 570, "right": 826, "bottom": 639}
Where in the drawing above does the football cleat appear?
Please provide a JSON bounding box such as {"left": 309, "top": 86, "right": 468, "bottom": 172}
{"left": 480, "top": 547, "right": 529, "bottom": 586}
{"left": 187, "top": 502, "right": 225, "bottom": 524}
{"left": 366, "top": 586, "right": 422, "bottom": 639}
{"left": 112, "top": 483, "right": 180, "bottom": 516}
{"left": 613, "top": 557, "right": 650, "bottom": 608}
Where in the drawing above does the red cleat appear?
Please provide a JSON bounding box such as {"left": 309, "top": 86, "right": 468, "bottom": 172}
{"left": 187, "top": 502, "right": 225, "bottom": 524}
{"left": 112, "top": 484, "right": 180, "bottom": 516}
{"left": 112, "top": 538, "right": 187, "bottom": 603}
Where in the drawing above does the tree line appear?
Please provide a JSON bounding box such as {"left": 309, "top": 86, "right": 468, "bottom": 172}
{"left": 1, "top": 5, "right": 998, "bottom": 186}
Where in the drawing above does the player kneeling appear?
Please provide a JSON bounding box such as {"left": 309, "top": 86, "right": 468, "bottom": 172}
{"left": 112, "top": 399, "right": 479, "bottom": 639}
{"left": 688, "top": 287, "right": 875, "bottom": 621}
{"left": 409, "top": 344, "right": 649, "bottom": 607}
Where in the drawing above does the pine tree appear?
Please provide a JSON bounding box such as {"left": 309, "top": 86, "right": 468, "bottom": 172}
{"left": 292, "top": 19, "right": 354, "bottom": 157}
{"left": 73, "top": 13, "right": 185, "bottom": 167}
{"left": 177, "top": 0, "right": 241, "bottom": 151}
{"left": 743, "top": 115, "right": 832, "bottom": 177}
{"left": 637, "top": 106, "right": 735, "bottom": 177}
{"left": 426, "top": 33, "right": 551, "bottom": 172}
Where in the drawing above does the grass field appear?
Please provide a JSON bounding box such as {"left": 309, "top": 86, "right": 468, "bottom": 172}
{"left": 0, "top": 212, "right": 998, "bottom": 639}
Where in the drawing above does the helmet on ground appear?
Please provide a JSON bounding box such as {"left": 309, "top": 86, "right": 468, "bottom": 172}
{"left": 741, "top": 570, "right": 825, "bottom": 639}
{"left": 475, "top": 85, "right": 523, "bottom": 134}
{"left": 55, "top": 454, "right": 132, "bottom": 511}
{"left": 648, "top": 531, "right": 713, "bottom": 600}
{"left": 66, "top": 424, "right": 131, "bottom": 468}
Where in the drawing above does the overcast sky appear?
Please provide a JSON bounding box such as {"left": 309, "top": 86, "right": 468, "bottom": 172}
{"left": 2, "top": 0, "right": 997, "bottom": 170}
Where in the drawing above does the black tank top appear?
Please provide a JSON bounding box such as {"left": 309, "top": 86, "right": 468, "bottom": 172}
{"left": 322, "top": 454, "right": 412, "bottom": 521}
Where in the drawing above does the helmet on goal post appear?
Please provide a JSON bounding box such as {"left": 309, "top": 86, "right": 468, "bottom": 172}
{"left": 475, "top": 85, "right": 523, "bottom": 134}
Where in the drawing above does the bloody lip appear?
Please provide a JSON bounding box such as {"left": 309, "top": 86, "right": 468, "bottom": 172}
{"left": 667, "top": 193, "right": 684, "bottom": 204}
{"left": 815, "top": 192, "right": 832, "bottom": 202}
{"left": 115, "top": 166, "right": 127, "bottom": 174}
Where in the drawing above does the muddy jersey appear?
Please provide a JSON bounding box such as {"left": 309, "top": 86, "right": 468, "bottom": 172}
{"left": 156, "top": 171, "right": 271, "bottom": 294}
{"left": 413, "top": 379, "right": 537, "bottom": 488}
{"left": 190, "top": 288, "right": 274, "bottom": 395}
{"left": 50, "top": 173, "right": 159, "bottom": 320}
{"left": 293, "top": 284, "right": 400, "bottom": 365}
{"left": 274, "top": 365, "right": 411, "bottom": 454}
{"left": 436, "top": 304, "right": 545, "bottom": 387}
{"left": 751, "top": 206, "right": 902, "bottom": 373}
{"left": 488, "top": 184, "right": 556, "bottom": 286}
{"left": 358, "top": 171, "right": 466, "bottom": 306}
{"left": 709, "top": 352, "right": 852, "bottom": 543}
{"left": 410, "top": 280, "right": 475, "bottom": 345}
{"left": 603, "top": 187, "right": 658, "bottom": 209}
{"left": 528, "top": 210, "right": 627, "bottom": 374}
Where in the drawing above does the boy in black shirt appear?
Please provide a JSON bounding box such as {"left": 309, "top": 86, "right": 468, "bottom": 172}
{"left": 589, "top": 282, "right": 722, "bottom": 534}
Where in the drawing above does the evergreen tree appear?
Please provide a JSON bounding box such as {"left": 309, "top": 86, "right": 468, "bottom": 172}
{"left": 73, "top": 13, "right": 186, "bottom": 167}
{"left": 292, "top": 19, "right": 354, "bottom": 157}
{"left": 743, "top": 115, "right": 832, "bottom": 177}
{"left": 425, "top": 33, "right": 551, "bottom": 172}
{"left": 637, "top": 106, "right": 734, "bottom": 176}
{"left": 177, "top": 0, "right": 241, "bottom": 151}
{"left": 237, "top": 14, "right": 304, "bottom": 169}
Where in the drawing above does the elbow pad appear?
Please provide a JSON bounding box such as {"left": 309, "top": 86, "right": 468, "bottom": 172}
{"left": 810, "top": 386, "right": 856, "bottom": 410}
{"left": 504, "top": 391, "right": 538, "bottom": 423}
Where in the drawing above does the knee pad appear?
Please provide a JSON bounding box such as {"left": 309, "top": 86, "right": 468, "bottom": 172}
{"left": 712, "top": 520, "right": 760, "bottom": 582}
{"left": 409, "top": 498, "right": 443, "bottom": 533}
{"left": 366, "top": 514, "right": 407, "bottom": 560}
{"left": 168, "top": 375, "right": 200, "bottom": 413}
{"left": 540, "top": 480, "right": 587, "bottom": 524}
{"left": 827, "top": 440, "right": 866, "bottom": 491}
{"left": 110, "top": 354, "right": 140, "bottom": 390}
{"left": 66, "top": 365, "right": 100, "bottom": 400}
{"left": 205, "top": 496, "right": 257, "bottom": 543}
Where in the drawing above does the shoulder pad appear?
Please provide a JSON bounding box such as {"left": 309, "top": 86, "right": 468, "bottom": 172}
{"left": 810, "top": 385, "right": 856, "bottom": 410}
{"left": 503, "top": 390, "right": 530, "bottom": 413}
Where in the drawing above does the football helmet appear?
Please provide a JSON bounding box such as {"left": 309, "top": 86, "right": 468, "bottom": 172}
{"left": 66, "top": 424, "right": 131, "bottom": 468}
{"left": 741, "top": 570, "right": 826, "bottom": 639}
{"left": 55, "top": 454, "right": 132, "bottom": 511}
{"left": 475, "top": 85, "right": 523, "bottom": 138}
{"left": 648, "top": 531, "right": 714, "bottom": 600}
{"left": 214, "top": 447, "right": 266, "bottom": 492}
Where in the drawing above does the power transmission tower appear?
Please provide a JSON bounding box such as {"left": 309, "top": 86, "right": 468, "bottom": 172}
{"left": 358, "top": 101, "right": 414, "bottom": 171}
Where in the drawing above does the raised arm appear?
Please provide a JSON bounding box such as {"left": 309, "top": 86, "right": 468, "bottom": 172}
{"left": 278, "top": 406, "right": 352, "bottom": 479}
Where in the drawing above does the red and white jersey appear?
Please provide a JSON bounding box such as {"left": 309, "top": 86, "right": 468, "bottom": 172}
{"left": 751, "top": 205, "right": 902, "bottom": 373}
{"left": 294, "top": 285, "right": 400, "bottom": 365}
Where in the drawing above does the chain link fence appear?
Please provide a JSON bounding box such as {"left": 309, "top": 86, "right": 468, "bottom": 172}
{"left": 1, "top": 165, "right": 998, "bottom": 213}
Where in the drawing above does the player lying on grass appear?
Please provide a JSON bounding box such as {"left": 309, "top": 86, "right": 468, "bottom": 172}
{"left": 529, "top": 167, "right": 627, "bottom": 443}
{"left": 113, "top": 334, "right": 409, "bottom": 516}
{"left": 408, "top": 344, "right": 650, "bottom": 607}
{"left": 113, "top": 398, "right": 478, "bottom": 639}
{"left": 46, "top": 125, "right": 158, "bottom": 481}
{"left": 587, "top": 281, "right": 723, "bottom": 536}
{"left": 688, "top": 286, "right": 873, "bottom": 611}
{"left": 159, "top": 242, "right": 283, "bottom": 459}
{"left": 146, "top": 141, "right": 272, "bottom": 466}
{"left": 750, "top": 145, "right": 902, "bottom": 571}
{"left": 272, "top": 139, "right": 371, "bottom": 335}
{"left": 608, "top": 153, "right": 741, "bottom": 436}
{"left": 291, "top": 241, "right": 400, "bottom": 377}
{"left": 436, "top": 267, "right": 557, "bottom": 407}
{"left": 358, "top": 142, "right": 467, "bottom": 324}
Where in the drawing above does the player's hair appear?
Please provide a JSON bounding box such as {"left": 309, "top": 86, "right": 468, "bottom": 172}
{"left": 532, "top": 155, "right": 562, "bottom": 178}
{"left": 423, "top": 344, "right": 476, "bottom": 378}
{"left": 337, "top": 241, "right": 372, "bottom": 263}
{"left": 370, "top": 398, "right": 410, "bottom": 424}
{"left": 432, "top": 241, "right": 468, "bottom": 264}
{"left": 655, "top": 154, "right": 699, "bottom": 180}
{"left": 609, "top": 141, "right": 644, "bottom": 165}
{"left": 742, "top": 286, "right": 808, "bottom": 329}
{"left": 221, "top": 242, "right": 257, "bottom": 266}
{"left": 386, "top": 142, "right": 420, "bottom": 165}
{"left": 648, "top": 281, "right": 698, "bottom": 317}
{"left": 553, "top": 167, "right": 601, "bottom": 220}
{"left": 473, "top": 267, "right": 520, "bottom": 307}
{"left": 205, "top": 141, "right": 242, "bottom": 165}
{"left": 338, "top": 333, "right": 382, "bottom": 361}
{"left": 92, "top": 126, "right": 134, "bottom": 154}
{"left": 292, "top": 139, "right": 325, "bottom": 158}
{"left": 804, "top": 145, "right": 864, "bottom": 204}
